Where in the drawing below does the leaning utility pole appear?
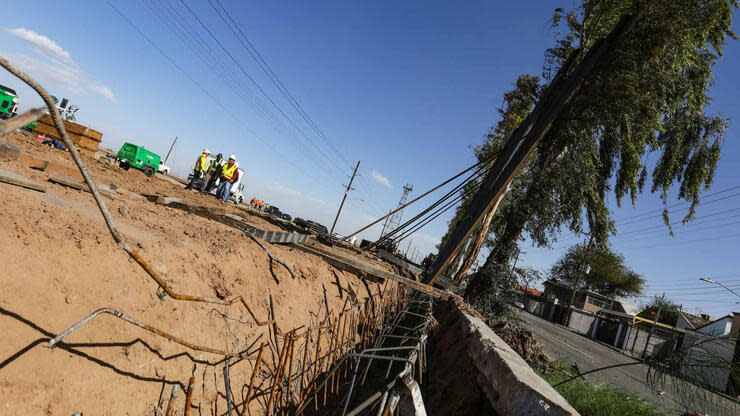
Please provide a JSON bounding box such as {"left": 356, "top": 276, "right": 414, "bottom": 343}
{"left": 654, "top": 292, "right": 666, "bottom": 324}
{"left": 163, "top": 136, "right": 177, "bottom": 165}
{"left": 330, "top": 160, "right": 360, "bottom": 236}
{"left": 424, "top": 15, "right": 634, "bottom": 285}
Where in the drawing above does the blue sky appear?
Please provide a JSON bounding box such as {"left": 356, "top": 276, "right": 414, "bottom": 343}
{"left": 2, "top": 1, "right": 738, "bottom": 318}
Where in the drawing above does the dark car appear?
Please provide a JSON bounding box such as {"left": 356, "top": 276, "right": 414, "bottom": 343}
{"left": 294, "top": 218, "right": 328, "bottom": 236}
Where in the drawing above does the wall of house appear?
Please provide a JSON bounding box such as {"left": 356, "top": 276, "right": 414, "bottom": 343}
{"left": 698, "top": 318, "right": 733, "bottom": 337}
{"left": 680, "top": 331, "right": 737, "bottom": 393}
{"left": 568, "top": 309, "right": 597, "bottom": 335}
{"left": 524, "top": 298, "right": 544, "bottom": 316}
{"left": 731, "top": 313, "right": 740, "bottom": 338}
{"left": 676, "top": 314, "right": 694, "bottom": 331}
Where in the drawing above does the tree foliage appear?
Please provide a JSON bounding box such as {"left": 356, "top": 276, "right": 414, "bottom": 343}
{"left": 550, "top": 243, "right": 646, "bottom": 298}
{"left": 637, "top": 295, "right": 680, "bottom": 325}
{"left": 446, "top": 0, "right": 737, "bottom": 310}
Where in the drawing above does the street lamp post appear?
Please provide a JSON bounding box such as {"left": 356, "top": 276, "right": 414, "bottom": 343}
{"left": 699, "top": 277, "right": 740, "bottom": 298}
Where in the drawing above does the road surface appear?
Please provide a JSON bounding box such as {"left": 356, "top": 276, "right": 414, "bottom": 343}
{"left": 515, "top": 308, "right": 739, "bottom": 415}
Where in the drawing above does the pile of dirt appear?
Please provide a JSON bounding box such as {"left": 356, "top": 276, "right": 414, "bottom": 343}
{"left": 0, "top": 131, "right": 396, "bottom": 415}
{"left": 488, "top": 320, "right": 550, "bottom": 369}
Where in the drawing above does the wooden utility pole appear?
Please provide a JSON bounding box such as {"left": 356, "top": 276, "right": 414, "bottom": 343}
{"left": 454, "top": 203, "right": 500, "bottom": 280}
{"left": 163, "top": 136, "right": 177, "bottom": 165}
{"left": 330, "top": 160, "right": 360, "bottom": 236}
{"left": 379, "top": 210, "right": 392, "bottom": 238}
{"left": 565, "top": 236, "right": 593, "bottom": 326}
{"left": 424, "top": 16, "right": 634, "bottom": 285}
{"left": 654, "top": 292, "right": 666, "bottom": 324}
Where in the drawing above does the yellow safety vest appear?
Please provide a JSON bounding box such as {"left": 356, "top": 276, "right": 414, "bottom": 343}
{"left": 195, "top": 154, "right": 208, "bottom": 172}
{"left": 222, "top": 164, "right": 237, "bottom": 181}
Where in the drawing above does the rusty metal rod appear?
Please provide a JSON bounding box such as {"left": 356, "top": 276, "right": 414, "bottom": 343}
{"left": 0, "top": 56, "right": 282, "bottom": 334}
{"left": 241, "top": 343, "right": 265, "bottom": 416}
{"left": 0, "top": 107, "right": 46, "bottom": 136}
{"left": 224, "top": 362, "right": 234, "bottom": 416}
{"left": 266, "top": 335, "right": 289, "bottom": 413}
{"left": 240, "top": 228, "right": 296, "bottom": 279}
{"left": 165, "top": 384, "right": 180, "bottom": 416}
{"left": 184, "top": 376, "right": 196, "bottom": 416}
{"left": 299, "top": 329, "right": 310, "bottom": 400}
{"left": 49, "top": 308, "right": 234, "bottom": 357}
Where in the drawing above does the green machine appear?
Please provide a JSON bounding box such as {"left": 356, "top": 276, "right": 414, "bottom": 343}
{"left": 1, "top": 84, "right": 38, "bottom": 130}
{"left": 0, "top": 84, "right": 19, "bottom": 120}
{"left": 117, "top": 142, "right": 161, "bottom": 177}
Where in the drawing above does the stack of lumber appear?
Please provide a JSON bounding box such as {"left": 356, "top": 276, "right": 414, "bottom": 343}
{"left": 33, "top": 114, "right": 102, "bottom": 156}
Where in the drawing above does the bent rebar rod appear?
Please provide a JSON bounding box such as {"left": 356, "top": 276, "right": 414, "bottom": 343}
{"left": 49, "top": 308, "right": 237, "bottom": 357}
{"left": 0, "top": 107, "right": 46, "bottom": 137}
{"left": 0, "top": 55, "right": 277, "bottom": 330}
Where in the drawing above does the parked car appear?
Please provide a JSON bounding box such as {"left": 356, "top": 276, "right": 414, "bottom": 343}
{"left": 294, "top": 218, "right": 329, "bottom": 236}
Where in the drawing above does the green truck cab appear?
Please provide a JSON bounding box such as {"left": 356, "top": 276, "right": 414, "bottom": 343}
{"left": 117, "top": 142, "right": 161, "bottom": 177}
{"left": 1, "top": 84, "right": 19, "bottom": 120}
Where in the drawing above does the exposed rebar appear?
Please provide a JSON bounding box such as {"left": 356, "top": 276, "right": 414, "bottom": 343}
{"left": 49, "top": 308, "right": 236, "bottom": 357}
{"left": 0, "top": 107, "right": 46, "bottom": 137}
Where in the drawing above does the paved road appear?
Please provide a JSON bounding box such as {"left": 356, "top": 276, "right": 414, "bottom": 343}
{"left": 515, "top": 309, "right": 739, "bottom": 415}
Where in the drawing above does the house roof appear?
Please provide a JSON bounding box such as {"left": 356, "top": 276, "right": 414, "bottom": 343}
{"left": 616, "top": 301, "right": 640, "bottom": 316}
{"left": 677, "top": 310, "right": 711, "bottom": 330}
{"left": 693, "top": 314, "right": 733, "bottom": 331}
{"left": 514, "top": 284, "right": 542, "bottom": 297}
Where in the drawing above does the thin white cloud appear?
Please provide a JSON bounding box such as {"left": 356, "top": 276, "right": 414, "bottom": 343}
{"left": 5, "top": 27, "right": 72, "bottom": 64}
{"left": 88, "top": 84, "right": 117, "bottom": 103}
{"left": 4, "top": 27, "right": 116, "bottom": 102}
{"left": 371, "top": 170, "right": 392, "bottom": 189}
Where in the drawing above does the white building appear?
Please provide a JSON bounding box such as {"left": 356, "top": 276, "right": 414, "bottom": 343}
{"left": 694, "top": 314, "right": 734, "bottom": 337}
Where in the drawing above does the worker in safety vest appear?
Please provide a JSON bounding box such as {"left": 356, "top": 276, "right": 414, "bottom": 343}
{"left": 186, "top": 148, "right": 210, "bottom": 190}
{"left": 200, "top": 153, "right": 223, "bottom": 194}
{"left": 216, "top": 155, "right": 239, "bottom": 202}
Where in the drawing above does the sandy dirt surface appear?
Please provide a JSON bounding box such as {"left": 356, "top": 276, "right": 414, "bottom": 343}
{"left": 0, "top": 131, "right": 396, "bottom": 415}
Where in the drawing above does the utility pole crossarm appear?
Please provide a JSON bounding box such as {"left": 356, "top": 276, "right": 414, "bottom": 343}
{"left": 424, "top": 15, "right": 634, "bottom": 285}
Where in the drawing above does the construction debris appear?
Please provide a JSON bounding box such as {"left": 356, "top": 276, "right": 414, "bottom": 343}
{"left": 0, "top": 140, "right": 21, "bottom": 160}
{"left": 49, "top": 174, "right": 117, "bottom": 198}
{"left": 0, "top": 167, "right": 46, "bottom": 192}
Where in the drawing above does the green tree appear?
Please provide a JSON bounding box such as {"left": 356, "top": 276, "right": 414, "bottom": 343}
{"left": 451, "top": 0, "right": 736, "bottom": 311}
{"left": 549, "top": 243, "right": 646, "bottom": 298}
{"left": 637, "top": 295, "right": 680, "bottom": 326}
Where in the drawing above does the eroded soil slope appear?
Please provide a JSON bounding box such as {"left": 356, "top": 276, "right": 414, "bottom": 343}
{"left": 0, "top": 131, "right": 392, "bottom": 415}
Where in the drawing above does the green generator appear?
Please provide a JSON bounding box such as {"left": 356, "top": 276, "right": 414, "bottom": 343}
{"left": 1, "top": 84, "right": 19, "bottom": 120}
{"left": 117, "top": 142, "right": 161, "bottom": 177}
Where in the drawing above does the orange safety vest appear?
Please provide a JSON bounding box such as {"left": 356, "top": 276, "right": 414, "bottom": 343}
{"left": 221, "top": 163, "right": 237, "bottom": 181}
{"left": 195, "top": 154, "right": 208, "bottom": 172}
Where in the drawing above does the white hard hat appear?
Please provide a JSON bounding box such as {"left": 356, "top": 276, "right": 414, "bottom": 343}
{"left": 203, "top": 148, "right": 210, "bottom": 153}
{"left": 229, "top": 154, "right": 236, "bottom": 160}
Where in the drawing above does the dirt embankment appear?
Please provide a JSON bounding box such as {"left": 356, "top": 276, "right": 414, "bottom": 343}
{"left": 0, "top": 131, "right": 393, "bottom": 415}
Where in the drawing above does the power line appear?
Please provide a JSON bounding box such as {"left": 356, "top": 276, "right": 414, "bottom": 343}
{"left": 612, "top": 184, "right": 740, "bottom": 223}
{"left": 385, "top": 172, "right": 484, "bottom": 245}
{"left": 177, "top": 0, "right": 352, "bottom": 182}
{"left": 105, "top": 0, "right": 322, "bottom": 183}
{"left": 620, "top": 231, "right": 740, "bottom": 251}
{"left": 614, "top": 207, "right": 740, "bottom": 237}
{"left": 209, "top": 0, "right": 355, "bottom": 171}
{"left": 367, "top": 153, "right": 499, "bottom": 246}
{"left": 140, "top": 0, "right": 343, "bottom": 186}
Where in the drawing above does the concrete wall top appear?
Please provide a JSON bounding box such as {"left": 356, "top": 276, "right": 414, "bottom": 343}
{"left": 452, "top": 302, "right": 580, "bottom": 415}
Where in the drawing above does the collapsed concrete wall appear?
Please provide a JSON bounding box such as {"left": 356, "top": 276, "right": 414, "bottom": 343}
{"left": 424, "top": 301, "right": 580, "bottom": 416}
